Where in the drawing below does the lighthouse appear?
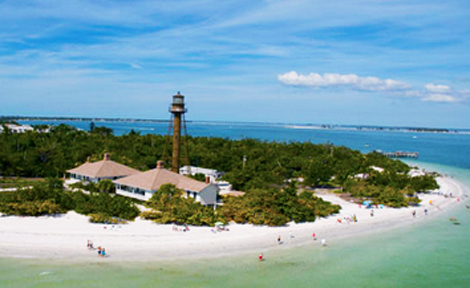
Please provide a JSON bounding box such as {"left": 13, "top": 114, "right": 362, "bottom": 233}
{"left": 169, "top": 92, "right": 187, "bottom": 172}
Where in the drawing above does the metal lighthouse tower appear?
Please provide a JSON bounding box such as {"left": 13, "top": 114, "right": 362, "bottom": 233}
{"left": 169, "top": 92, "right": 187, "bottom": 173}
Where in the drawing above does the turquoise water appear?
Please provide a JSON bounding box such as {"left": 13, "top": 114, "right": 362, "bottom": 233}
{"left": 2, "top": 121, "right": 469, "bottom": 287}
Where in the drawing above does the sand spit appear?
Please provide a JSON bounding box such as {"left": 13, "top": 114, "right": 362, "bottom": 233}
{"left": 0, "top": 177, "right": 467, "bottom": 263}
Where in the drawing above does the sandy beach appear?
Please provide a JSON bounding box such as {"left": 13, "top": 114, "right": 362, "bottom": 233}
{"left": 0, "top": 176, "right": 467, "bottom": 263}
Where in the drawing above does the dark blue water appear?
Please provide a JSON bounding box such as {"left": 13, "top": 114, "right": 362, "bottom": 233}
{"left": 21, "top": 120, "right": 470, "bottom": 170}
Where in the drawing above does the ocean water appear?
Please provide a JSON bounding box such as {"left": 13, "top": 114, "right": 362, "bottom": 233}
{"left": 1, "top": 120, "right": 469, "bottom": 287}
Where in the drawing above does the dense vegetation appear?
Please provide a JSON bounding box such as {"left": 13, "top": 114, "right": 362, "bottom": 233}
{"left": 0, "top": 177, "right": 44, "bottom": 189}
{"left": 220, "top": 182, "right": 340, "bottom": 226}
{"left": 140, "top": 183, "right": 341, "bottom": 226}
{"left": 141, "top": 184, "right": 223, "bottom": 225}
{"left": 0, "top": 178, "right": 140, "bottom": 222}
{"left": 0, "top": 124, "right": 439, "bottom": 219}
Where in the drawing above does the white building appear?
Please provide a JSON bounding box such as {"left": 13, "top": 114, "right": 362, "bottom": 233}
{"left": 0, "top": 124, "right": 34, "bottom": 133}
{"left": 408, "top": 169, "right": 425, "bottom": 178}
{"left": 370, "top": 166, "right": 384, "bottom": 173}
{"left": 114, "top": 161, "right": 219, "bottom": 206}
{"left": 179, "top": 165, "right": 224, "bottom": 183}
{"left": 66, "top": 153, "right": 140, "bottom": 184}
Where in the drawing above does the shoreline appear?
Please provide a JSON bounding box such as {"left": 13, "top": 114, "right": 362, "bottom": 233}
{"left": 0, "top": 176, "right": 467, "bottom": 264}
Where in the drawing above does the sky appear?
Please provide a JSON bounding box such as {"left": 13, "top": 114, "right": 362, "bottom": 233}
{"left": 1, "top": 0, "right": 470, "bottom": 128}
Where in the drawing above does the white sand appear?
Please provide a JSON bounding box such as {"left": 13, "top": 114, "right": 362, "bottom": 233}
{"left": 0, "top": 176, "right": 467, "bottom": 262}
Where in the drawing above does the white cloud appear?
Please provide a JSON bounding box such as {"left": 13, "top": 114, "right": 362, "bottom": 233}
{"left": 422, "top": 94, "right": 458, "bottom": 103}
{"left": 425, "top": 83, "right": 451, "bottom": 93}
{"left": 422, "top": 83, "right": 466, "bottom": 103}
{"left": 278, "top": 71, "right": 410, "bottom": 91}
{"left": 278, "top": 72, "right": 470, "bottom": 104}
{"left": 129, "top": 63, "right": 143, "bottom": 69}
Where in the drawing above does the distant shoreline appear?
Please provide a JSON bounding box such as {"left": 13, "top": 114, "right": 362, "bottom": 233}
{"left": 2, "top": 116, "right": 469, "bottom": 134}
{"left": 2, "top": 116, "right": 177, "bottom": 124}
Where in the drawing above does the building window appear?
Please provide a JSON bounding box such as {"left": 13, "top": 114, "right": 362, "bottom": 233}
{"left": 134, "top": 188, "right": 145, "bottom": 196}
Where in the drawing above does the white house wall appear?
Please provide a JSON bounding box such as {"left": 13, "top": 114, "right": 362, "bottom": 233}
{"left": 116, "top": 188, "right": 153, "bottom": 201}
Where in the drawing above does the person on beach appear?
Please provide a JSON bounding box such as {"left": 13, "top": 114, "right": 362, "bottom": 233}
{"left": 412, "top": 210, "right": 416, "bottom": 218}
{"left": 101, "top": 248, "right": 106, "bottom": 258}
{"left": 370, "top": 210, "right": 374, "bottom": 217}
{"left": 87, "top": 240, "right": 90, "bottom": 249}
{"left": 259, "top": 253, "right": 263, "bottom": 261}
{"left": 312, "top": 233, "right": 316, "bottom": 241}
{"left": 98, "top": 247, "right": 102, "bottom": 257}
{"left": 424, "top": 209, "right": 428, "bottom": 215}
{"left": 353, "top": 214, "right": 357, "bottom": 222}
{"left": 277, "top": 235, "right": 282, "bottom": 244}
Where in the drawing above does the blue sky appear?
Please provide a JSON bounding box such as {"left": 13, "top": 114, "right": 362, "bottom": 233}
{"left": 1, "top": 0, "right": 470, "bottom": 128}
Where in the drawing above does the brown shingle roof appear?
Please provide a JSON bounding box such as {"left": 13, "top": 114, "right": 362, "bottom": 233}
{"left": 113, "top": 166, "right": 210, "bottom": 192}
{"left": 67, "top": 154, "right": 140, "bottom": 178}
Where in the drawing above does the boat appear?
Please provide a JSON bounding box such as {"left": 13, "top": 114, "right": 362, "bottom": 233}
{"left": 450, "top": 217, "right": 460, "bottom": 225}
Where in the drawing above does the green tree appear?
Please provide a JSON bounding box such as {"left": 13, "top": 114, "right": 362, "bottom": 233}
{"left": 97, "top": 179, "right": 116, "bottom": 193}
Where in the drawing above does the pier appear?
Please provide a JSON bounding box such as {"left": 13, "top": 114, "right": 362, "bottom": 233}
{"left": 381, "top": 151, "right": 419, "bottom": 158}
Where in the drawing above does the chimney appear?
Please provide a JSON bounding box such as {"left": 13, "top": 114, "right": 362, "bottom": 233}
{"left": 205, "top": 176, "right": 210, "bottom": 184}
{"left": 157, "top": 160, "right": 164, "bottom": 169}
{"left": 104, "top": 153, "right": 110, "bottom": 161}
{"left": 86, "top": 156, "right": 91, "bottom": 162}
